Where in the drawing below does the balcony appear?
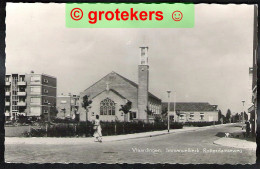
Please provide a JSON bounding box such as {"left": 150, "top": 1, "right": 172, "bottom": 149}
{"left": 5, "top": 102, "right": 10, "bottom": 106}
{"left": 30, "top": 81, "right": 41, "bottom": 85}
{"left": 5, "top": 82, "right": 11, "bottom": 86}
{"left": 5, "top": 92, "right": 10, "bottom": 96}
{"left": 31, "top": 102, "right": 41, "bottom": 106}
{"left": 5, "top": 112, "right": 10, "bottom": 116}
{"left": 17, "top": 92, "right": 26, "bottom": 96}
{"left": 18, "top": 112, "right": 26, "bottom": 116}
{"left": 17, "top": 102, "right": 26, "bottom": 106}
{"left": 18, "top": 81, "right": 26, "bottom": 86}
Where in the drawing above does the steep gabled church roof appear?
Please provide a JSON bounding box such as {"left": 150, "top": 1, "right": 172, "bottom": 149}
{"left": 112, "top": 71, "right": 138, "bottom": 88}
{"left": 83, "top": 71, "right": 161, "bottom": 101}
{"left": 91, "top": 88, "right": 127, "bottom": 100}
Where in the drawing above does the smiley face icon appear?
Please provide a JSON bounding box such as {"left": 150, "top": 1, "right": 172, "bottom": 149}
{"left": 172, "top": 11, "right": 183, "bottom": 21}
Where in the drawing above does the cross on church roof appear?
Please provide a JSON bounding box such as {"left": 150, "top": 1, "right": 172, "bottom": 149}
{"left": 106, "top": 82, "right": 110, "bottom": 91}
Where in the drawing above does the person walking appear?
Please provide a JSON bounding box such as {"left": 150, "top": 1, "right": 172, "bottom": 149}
{"left": 93, "top": 115, "right": 102, "bottom": 142}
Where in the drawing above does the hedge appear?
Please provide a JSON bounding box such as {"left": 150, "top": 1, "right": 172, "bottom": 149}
{"left": 184, "top": 121, "right": 221, "bottom": 127}
{"left": 25, "top": 121, "right": 183, "bottom": 137}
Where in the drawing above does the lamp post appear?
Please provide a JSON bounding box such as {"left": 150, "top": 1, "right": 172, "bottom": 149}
{"left": 167, "top": 91, "right": 171, "bottom": 133}
{"left": 174, "top": 92, "right": 176, "bottom": 122}
{"left": 242, "top": 100, "right": 245, "bottom": 123}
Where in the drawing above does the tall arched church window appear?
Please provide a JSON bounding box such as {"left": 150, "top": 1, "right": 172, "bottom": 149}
{"left": 100, "top": 98, "right": 116, "bottom": 116}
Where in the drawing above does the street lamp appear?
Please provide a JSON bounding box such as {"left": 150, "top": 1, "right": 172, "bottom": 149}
{"left": 242, "top": 100, "right": 245, "bottom": 123}
{"left": 174, "top": 92, "right": 176, "bottom": 122}
{"left": 167, "top": 91, "right": 171, "bottom": 133}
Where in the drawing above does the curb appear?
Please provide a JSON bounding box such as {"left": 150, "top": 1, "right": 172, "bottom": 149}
{"left": 107, "top": 128, "right": 198, "bottom": 142}
{"left": 104, "top": 123, "right": 234, "bottom": 142}
{"left": 213, "top": 138, "right": 256, "bottom": 150}
{"left": 5, "top": 123, "right": 234, "bottom": 145}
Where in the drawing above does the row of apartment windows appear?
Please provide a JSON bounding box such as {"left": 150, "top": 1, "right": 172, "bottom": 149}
{"left": 6, "top": 75, "right": 50, "bottom": 84}
{"left": 30, "top": 87, "right": 49, "bottom": 94}
{"left": 5, "top": 76, "right": 25, "bottom": 82}
{"left": 179, "top": 113, "right": 205, "bottom": 120}
{"left": 31, "top": 76, "right": 49, "bottom": 83}
{"left": 60, "top": 99, "right": 79, "bottom": 105}
{"left": 31, "top": 97, "right": 50, "bottom": 104}
{"left": 30, "top": 107, "right": 49, "bottom": 114}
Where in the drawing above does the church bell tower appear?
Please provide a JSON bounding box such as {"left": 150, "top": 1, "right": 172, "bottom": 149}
{"left": 138, "top": 47, "right": 149, "bottom": 122}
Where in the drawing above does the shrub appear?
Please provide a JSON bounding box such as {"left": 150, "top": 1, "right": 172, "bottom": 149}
{"left": 170, "top": 122, "right": 184, "bottom": 129}
{"left": 52, "top": 118, "right": 78, "bottom": 124}
{"left": 184, "top": 121, "right": 221, "bottom": 127}
{"left": 25, "top": 121, "right": 183, "bottom": 137}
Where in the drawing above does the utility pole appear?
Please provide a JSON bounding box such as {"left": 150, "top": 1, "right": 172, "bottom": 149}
{"left": 174, "top": 92, "right": 176, "bottom": 122}
{"left": 167, "top": 91, "right": 171, "bottom": 133}
{"left": 242, "top": 100, "right": 245, "bottom": 123}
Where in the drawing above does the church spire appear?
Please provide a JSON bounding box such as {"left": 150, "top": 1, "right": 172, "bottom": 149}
{"left": 138, "top": 46, "right": 149, "bottom": 122}
{"left": 139, "top": 47, "right": 149, "bottom": 65}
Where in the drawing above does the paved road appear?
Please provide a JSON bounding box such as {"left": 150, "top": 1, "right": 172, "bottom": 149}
{"left": 5, "top": 124, "right": 256, "bottom": 164}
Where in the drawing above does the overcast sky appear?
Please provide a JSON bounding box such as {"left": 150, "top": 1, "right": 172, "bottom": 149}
{"left": 6, "top": 3, "right": 254, "bottom": 114}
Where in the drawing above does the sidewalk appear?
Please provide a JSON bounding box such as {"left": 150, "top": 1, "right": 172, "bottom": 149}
{"left": 214, "top": 137, "right": 256, "bottom": 150}
{"left": 5, "top": 123, "right": 232, "bottom": 145}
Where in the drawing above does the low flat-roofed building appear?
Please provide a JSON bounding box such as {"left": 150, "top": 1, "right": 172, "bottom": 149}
{"left": 162, "top": 102, "right": 218, "bottom": 122}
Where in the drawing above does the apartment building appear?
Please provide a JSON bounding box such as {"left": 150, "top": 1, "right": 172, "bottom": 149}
{"left": 5, "top": 72, "right": 57, "bottom": 120}
{"left": 248, "top": 5, "right": 258, "bottom": 137}
{"left": 5, "top": 74, "right": 27, "bottom": 120}
{"left": 56, "top": 93, "right": 80, "bottom": 119}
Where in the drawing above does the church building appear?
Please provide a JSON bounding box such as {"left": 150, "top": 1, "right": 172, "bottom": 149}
{"left": 78, "top": 47, "right": 161, "bottom": 123}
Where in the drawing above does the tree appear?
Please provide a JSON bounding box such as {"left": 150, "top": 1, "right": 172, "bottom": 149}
{"left": 221, "top": 114, "right": 226, "bottom": 124}
{"left": 226, "top": 109, "right": 231, "bottom": 123}
{"left": 39, "top": 104, "right": 58, "bottom": 123}
{"left": 234, "top": 113, "right": 240, "bottom": 122}
{"left": 145, "top": 106, "right": 154, "bottom": 122}
{"left": 16, "top": 114, "right": 29, "bottom": 124}
{"left": 119, "top": 101, "right": 132, "bottom": 122}
{"left": 218, "top": 110, "right": 222, "bottom": 122}
{"left": 82, "top": 95, "right": 92, "bottom": 123}
{"left": 241, "top": 111, "right": 248, "bottom": 121}
{"left": 162, "top": 107, "right": 168, "bottom": 116}
{"left": 74, "top": 109, "right": 80, "bottom": 122}
{"left": 160, "top": 107, "right": 168, "bottom": 122}
{"left": 50, "top": 106, "right": 58, "bottom": 120}
{"left": 145, "top": 106, "right": 154, "bottom": 116}
{"left": 61, "top": 108, "right": 66, "bottom": 118}
{"left": 154, "top": 114, "right": 163, "bottom": 123}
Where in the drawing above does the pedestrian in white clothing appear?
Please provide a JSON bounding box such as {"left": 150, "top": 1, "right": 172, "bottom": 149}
{"left": 93, "top": 115, "right": 102, "bottom": 142}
